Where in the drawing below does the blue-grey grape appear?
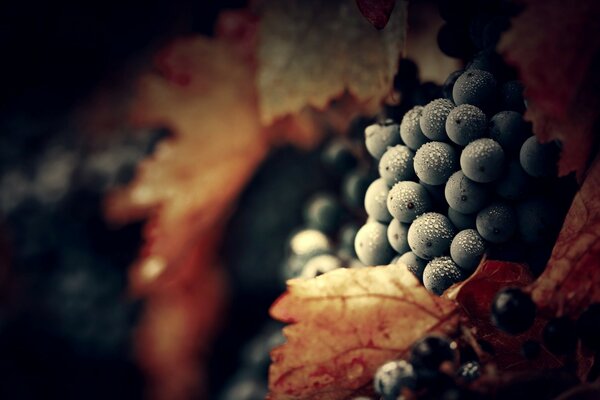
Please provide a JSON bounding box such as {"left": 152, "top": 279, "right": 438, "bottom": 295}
{"left": 476, "top": 202, "right": 517, "bottom": 243}
{"left": 354, "top": 222, "right": 395, "bottom": 266}
{"left": 447, "top": 206, "right": 477, "bottom": 230}
{"left": 414, "top": 141, "right": 459, "bottom": 185}
{"left": 321, "top": 139, "right": 358, "bottom": 176}
{"left": 444, "top": 170, "right": 489, "bottom": 214}
{"left": 516, "top": 197, "right": 560, "bottom": 243}
{"left": 460, "top": 138, "right": 505, "bottom": 183}
{"left": 379, "top": 145, "right": 416, "bottom": 187}
{"left": 423, "top": 256, "right": 464, "bottom": 296}
{"left": 419, "top": 99, "right": 454, "bottom": 141}
{"left": 452, "top": 69, "right": 497, "bottom": 110}
{"left": 494, "top": 159, "right": 530, "bottom": 200}
{"left": 489, "top": 111, "right": 530, "bottom": 154}
{"left": 342, "top": 169, "right": 372, "bottom": 209}
{"left": 288, "top": 228, "right": 332, "bottom": 257}
{"left": 450, "top": 229, "right": 486, "bottom": 271}
{"left": 519, "top": 136, "right": 558, "bottom": 178}
{"left": 365, "top": 120, "right": 401, "bottom": 159}
{"left": 443, "top": 69, "right": 464, "bottom": 100}
{"left": 364, "top": 178, "right": 392, "bottom": 223}
{"left": 387, "top": 218, "right": 410, "bottom": 254}
{"left": 300, "top": 254, "right": 343, "bottom": 278}
{"left": 407, "top": 212, "right": 455, "bottom": 260}
{"left": 387, "top": 181, "right": 433, "bottom": 223}
{"left": 303, "top": 193, "right": 343, "bottom": 233}
{"left": 445, "top": 104, "right": 487, "bottom": 146}
{"left": 400, "top": 106, "right": 429, "bottom": 151}
{"left": 398, "top": 251, "right": 427, "bottom": 281}
{"left": 374, "top": 360, "right": 417, "bottom": 400}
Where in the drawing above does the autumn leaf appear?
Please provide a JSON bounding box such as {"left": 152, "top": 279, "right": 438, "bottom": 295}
{"left": 268, "top": 264, "right": 459, "bottom": 400}
{"left": 529, "top": 155, "right": 600, "bottom": 317}
{"left": 356, "top": 0, "right": 397, "bottom": 30}
{"left": 498, "top": 0, "right": 600, "bottom": 177}
{"left": 257, "top": 0, "right": 408, "bottom": 147}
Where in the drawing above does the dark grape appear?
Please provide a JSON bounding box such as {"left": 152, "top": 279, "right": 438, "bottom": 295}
{"left": 444, "top": 171, "right": 489, "bottom": 214}
{"left": 387, "top": 181, "right": 433, "bottom": 223}
{"left": 364, "top": 178, "right": 392, "bottom": 223}
{"left": 516, "top": 197, "right": 560, "bottom": 243}
{"left": 577, "top": 303, "right": 600, "bottom": 351}
{"left": 423, "top": 256, "right": 463, "bottom": 295}
{"left": 443, "top": 70, "right": 464, "bottom": 101}
{"left": 321, "top": 139, "right": 358, "bottom": 176}
{"left": 452, "top": 69, "right": 497, "bottom": 110}
{"left": 414, "top": 142, "right": 459, "bottom": 185}
{"left": 398, "top": 251, "right": 427, "bottom": 281}
{"left": 482, "top": 16, "right": 510, "bottom": 48}
{"left": 410, "top": 334, "right": 457, "bottom": 371}
{"left": 342, "top": 169, "right": 372, "bottom": 209}
{"left": 501, "top": 80, "right": 526, "bottom": 113}
{"left": 408, "top": 213, "right": 455, "bottom": 260}
{"left": 378, "top": 145, "right": 416, "bottom": 187}
{"left": 420, "top": 99, "right": 455, "bottom": 141}
{"left": 300, "top": 254, "right": 342, "bottom": 278}
{"left": 447, "top": 207, "right": 476, "bottom": 230}
{"left": 542, "top": 317, "right": 577, "bottom": 355}
{"left": 303, "top": 193, "right": 343, "bottom": 233}
{"left": 456, "top": 361, "right": 481, "bottom": 382}
{"left": 519, "top": 136, "right": 559, "bottom": 178}
{"left": 400, "top": 106, "right": 429, "bottom": 151}
{"left": 365, "top": 120, "right": 401, "bottom": 159}
{"left": 420, "top": 180, "right": 447, "bottom": 206}
{"left": 450, "top": 229, "right": 486, "bottom": 271}
{"left": 387, "top": 218, "right": 410, "bottom": 254}
{"left": 338, "top": 223, "right": 359, "bottom": 253}
{"left": 476, "top": 201, "right": 517, "bottom": 243}
{"left": 374, "top": 360, "right": 417, "bottom": 400}
{"left": 354, "top": 222, "right": 395, "bottom": 266}
{"left": 494, "top": 159, "right": 530, "bottom": 200}
{"left": 491, "top": 287, "right": 536, "bottom": 334}
{"left": 445, "top": 104, "right": 487, "bottom": 146}
{"left": 460, "top": 138, "right": 505, "bottom": 183}
{"left": 489, "top": 111, "right": 530, "bottom": 154}
{"left": 437, "top": 23, "right": 474, "bottom": 59}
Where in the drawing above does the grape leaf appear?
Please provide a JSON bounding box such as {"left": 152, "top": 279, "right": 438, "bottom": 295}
{"left": 105, "top": 37, "right": 266, "bottom": 399}
{"left": 355, "top": 0, "right": 397, "bottom": 30}
{"left": 498, "top": 0, "right": 600, "bottom": 177}
{"left": 257, "top": 0, "right": 408, "bottom": 139}
{"left": 268, "top": 264, "right": 459, "bottom": 400}
{"left": 529, "top": 155, "right": 600, "bottom": 317}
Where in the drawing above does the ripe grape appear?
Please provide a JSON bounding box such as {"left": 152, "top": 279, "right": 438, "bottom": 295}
{"left": 378, "top": 145, "right": 416, "bottom": 186}
{"left": 489, "top": 111, "right": 530, "bottom": 154}
{"left": 519, "top": 136, "right": 559, "bottom": 178}
{"left": 516, "top": 197, "right": 560, "bottom": 243}
{"left": 419, "top": 99, "right": 455, "bottom": 141}
{"left": 364, "top": 178, "right": 392, "bottom": 223}
{"left": 387, "top": 181, "right": 433, "bottom": 223}
{"left": 365, "top": 120, "right": 401, "bottom": 159}
{"left": 374, "top": 360, "right": 417, "bottom": 400}
{"left": 577, "top": 304, "right": 600, "bottom": 350}
{"left": 303, "top": 193, "right": 343, "bottom": 233}
{"left": 288, "top": 229, "right": 332, "bottom": 257}
{"left": 443, "top": 69, "right": 464, "bottom": 101}
{"left": 423, "top": 256, "right": 463, "bottom": 295}
{"left": 342, "top": 169, "right": 372, "bottom": 209}
{"left": 300, "top": 254, "right": 342, "bottom": 279}
{"left": 476, "top": 201, "right": 517, "bottom": 243}
{"left": 400, "top": 106, "right": 429, "bottom": 151}
{"left": 491, "top": 287, "right": 536, "bottom": 334}
{"left": 494, "top": 159, "right": 530, "bottom": 200}
{"left": 414, "top": 142, "right": 459, "bottom": 185}
{"left": 450, "top": 229, "right": 486, "bottom": 271}
{"left": 447, "top": 206, "right": 476, "bottom": 230}
{"left": 407, "top": 212, "right": 455, "bottom": 260}
{"left": 338, "top": 223, "right": 359, "bottom": 253}
{"left": 398, "top": 251, "right": 427, "bottom": 281}
{"left": 321, "top": 139, "right": 358, "bottom": 176}
{"left": 452, "top": 69, "right": 497, "bottom": 110}
{"left": 445, "top": 104, "right": 487, "bottom": 146}
{"left": 542, "top": 317, "right": 577, "bottom": 355}
{"left": 444, "top": 170, "right": 489, "bottom": 214}
{"left": 460, "top": 138, "right": 505, "bottom": 183}
{"left": 354, "top": 222, "right": 395, "bottom": 266}
{"left": 410, "top": 334, "right": 457, "bottom": 370}
{"left": 387, "top": 218, "right": 410, "bottom": 253}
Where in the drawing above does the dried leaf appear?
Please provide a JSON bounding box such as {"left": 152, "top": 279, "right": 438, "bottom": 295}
{"left": 498, "top": 0, "right": 600, "bottom": 177}
{"left": 105, "top": 37, "right": 267, "bottom": 399}
{"left": 355, "top": 0, "right": 397, "bottom": 30}
{"left": 257, "top": 0, "right": 408, "bottom": 140}
{"left": 269, "top": 264, "right": 459, "bottom": 400}
{"left": 530, "top": 155, "right": 600, "bottom": 316}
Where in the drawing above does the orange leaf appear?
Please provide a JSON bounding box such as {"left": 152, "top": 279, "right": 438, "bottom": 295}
{"left": 257, "top": 0, "right": 408, "bottom": 146}
{"left": 498, "top": 0, "right": 600, "bottom": 177}
{"left": 268, "top": 264, "right": 459, "bottom": 400}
